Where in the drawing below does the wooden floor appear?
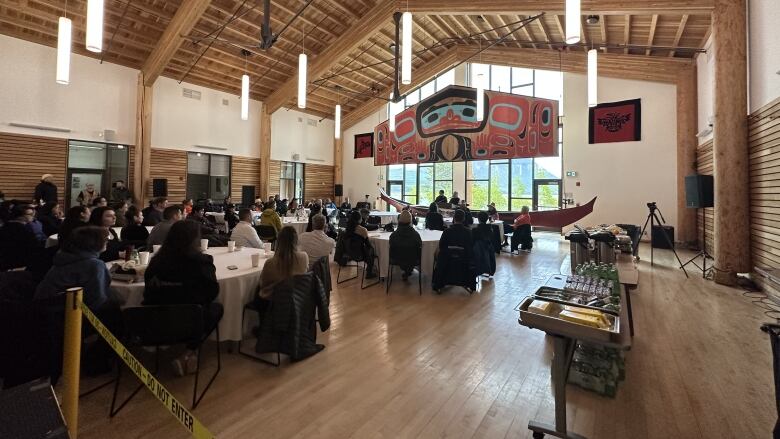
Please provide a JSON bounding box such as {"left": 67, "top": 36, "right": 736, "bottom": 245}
{"left": 74, "top": 234, "right": 776, "bottom": 438}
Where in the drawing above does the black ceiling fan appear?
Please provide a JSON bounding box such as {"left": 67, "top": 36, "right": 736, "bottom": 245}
{"left": 258, "top": 0, "right": 278, "bottom": 50}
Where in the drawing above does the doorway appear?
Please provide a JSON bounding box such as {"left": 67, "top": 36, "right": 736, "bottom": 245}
{"left": 533, "top": 179, "right": 561, "bottom": 211}
{"left": 67, "top": 171, "right": 103, "bottom": 207}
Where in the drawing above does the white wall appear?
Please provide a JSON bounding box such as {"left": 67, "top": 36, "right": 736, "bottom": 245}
{"left": 562, "top": 73, "right": 678, "bottom": 232}
{"left": 271, "top": 108, "right": 335, "bottom": 165}
{"left": 749, "top": 0, "right": 780, "bottom": 112}
{"left": 152, "top": 76, "right": 263, "bottom": 158}
{"left": 342, "top": 106, "right": 387, "bottom": 207}
{"left": 0, "top": 34, "right": 137, "bottom": 144}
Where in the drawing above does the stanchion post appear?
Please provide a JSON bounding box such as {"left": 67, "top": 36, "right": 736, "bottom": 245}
{"left": 62, "top": 287, "right": 83, "bottom": 439}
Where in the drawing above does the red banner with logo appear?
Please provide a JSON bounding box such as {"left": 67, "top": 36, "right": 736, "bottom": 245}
{"left": 588, "top": 98, "right": 641, "bottom": 144}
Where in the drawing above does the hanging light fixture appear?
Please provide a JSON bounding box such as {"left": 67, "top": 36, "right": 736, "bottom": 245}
{"left": 388, "top": 93, "right": 396, "bottom": 133}
{"left": 565, "top": 0, "right": 581, "bottom": 44}
{"left": 298, "top": 26, "right": 307, "bottom": 109}
{"left": 56, "top": 9, "right": 72, "bottom": 85}
{"left": 476, "top": 73, "right": 485, "bottom": 121}
{"left": 401, "top": 11, "right": 412, "bottom": 85}
{"left": 241, "top": 51, "right": 249, "bottom": 121}
{"left": 334, "top": 104, "right": 341, "bottom": 139}
{"left": 588, "top": 48, "right": 598, "bottom": 107}
{"left": 86, "top": 0, "right": 104, "bottom": 52}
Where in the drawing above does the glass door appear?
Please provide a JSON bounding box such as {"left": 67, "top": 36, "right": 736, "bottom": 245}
{"left": 533, "top": 179, "right": 561, "bottom": 211}
{"left": 387, "top": 181, "right": 403, "bottom": 201}
{"left": 68, "top": 171, "right": 104, "bottom": 207}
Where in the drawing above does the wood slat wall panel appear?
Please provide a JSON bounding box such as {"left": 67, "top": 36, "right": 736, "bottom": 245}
{"left": 268, "top": 160, "right": 281, "bottom": 199}
{"left": 0, "top": 132, "right": 67, "bottom": 205}
{"left": 231, "top": 156, "right": 262, "bottom": 203}
{"left": 749, "top": 97, "right": 780, "bottom": 294}
{"left": 147, "top": 148, "right": 187, "bottom": 203}
{"left": 304, "top": 164, "right": 335, "bottom": 202}
{"left": 696, "top": 139, "right": 714, "bottom": 255}
{"left": 127, "top": 145, "right": 135, "bottom": 198}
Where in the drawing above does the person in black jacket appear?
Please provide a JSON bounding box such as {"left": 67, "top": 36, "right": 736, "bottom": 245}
{"left": 89, "top": 206, "right": 122, "bottom": 261}
{"left": 389, "top": 211, "right": 422, "bottom": 279}
{"left": 33, "top": 174, "right": 58, "bottom": 206}
{"left": 144, "top": 220, "right": 221, "bottom": 376}
{"left": 120, "top": 206, "right": 149, "bottom": 244}
{"left": 448, "top": 191, "right": 460, "bottom": 207}
{"left": 58, "top": 206, "right": 90, "bottom": 248}
{"left": 425, "top": 203, "right": 445, "bottom": 231}
{"left": 435, "top": 190, "right": 448, "bottom": 204}
{"left": 37, "top": 202, "right": 63, "bottom": 237}
{"left": 142, "top": 197, "right": 167, "bottom": 226}
{"left": 0, "top": 204, "right": 41, "bottom": 270}
{"left": 432, "top": 209, "right": 475, "bottom": 292}
{"left": 472, "top": 211, "right": 496, "bottom": 276}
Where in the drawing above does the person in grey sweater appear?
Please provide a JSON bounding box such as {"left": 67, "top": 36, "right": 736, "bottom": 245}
{"left": 147, "top": 205, "right": 183, "bottom": 248}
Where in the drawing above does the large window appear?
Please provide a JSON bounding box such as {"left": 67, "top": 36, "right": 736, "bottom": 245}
{"left": 280, "top": 161, "right": 304, "bottom": 202}
{"left": 389, "top": 68, "right": 455, "bottom": 117}
{"left": 386, "top": 162, "right": 453, "bottom": 208}
{"left": 186, "top": 152, "right": 231, "bottom": 202}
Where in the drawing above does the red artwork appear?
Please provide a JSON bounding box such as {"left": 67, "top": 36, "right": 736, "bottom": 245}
{"left": 354, "top": 132, "right": 374, "bottom": 159}
{"left": 374, "top": 85, "right": 558, "bottom": 166}
{"left": 588, "top": 98, "right": 641, "bottom": 144}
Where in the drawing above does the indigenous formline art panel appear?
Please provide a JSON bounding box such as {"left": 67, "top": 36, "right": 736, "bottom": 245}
{"left": 374, "top": 85, "right": 559, "bottom": 166}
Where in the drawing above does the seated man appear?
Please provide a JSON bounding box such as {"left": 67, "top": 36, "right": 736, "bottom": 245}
{"left": 230, "top": 208, "right": 263, "bottom": 249}
{"left": 389, "top": 211, "right": 422, "bottom": 280}
{"left": 142, "top": 197, "right": 167, "bottom": 226}
{"left": 298, "top": 214, "right": 336, "bottom": 269}
{"left": 187, "top": 205, "right": 219, "bottom": 235}
{"left": 224, "top": 205, "right": 240, "bottom": 231}
{"left": 425, "top": 203, "right": 445, "bottom": 231}
{"left": 359, "top": 208, "right": 379, "bottom": 231}
{"left": 259, "top": 200, "right": 283, "bottom": 233}
{"left": 432, "top": 209, "right": 475, "bottom": 291}
{"left": 340, "top": 197, "right": 352, "bottom": 211}
{"left": 0, "top": 204, "right": 42, "bottom": 270}
{"left": 147, "top": 205, "right": 183, "bottom": 248}
{"left": 511, "top": 206, "right": 533, "bottom": 253}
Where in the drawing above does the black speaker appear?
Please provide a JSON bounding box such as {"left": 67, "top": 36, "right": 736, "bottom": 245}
{"left": 241, "top": 185, "right": 255, "bottom": 207}
{"left": 684, "top": 174, "right": 713, "bottom": 208}
{"left": 651, "top": 225, "right": 675, "bottom": 249}
{"left": 152, "top": 178, "right": 168, "bottom": 197}
{"left": 334, "top": 184, "right": 343, "bottom": 197}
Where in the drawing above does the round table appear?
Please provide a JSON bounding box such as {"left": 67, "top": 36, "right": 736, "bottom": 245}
{"left": 108, "top": 246, "right": 269, "bottom": 341}
{"left": 369, "top": 229, "right": 442, "bottom": 279}
{"left": 369, "top": 211, "right": 400, "bottom": 225}
{"left": 46, "top": 226, "right": 152, "bottom": 248}
{"left": 281, "top": 217, "right": 309, "bottom": 235}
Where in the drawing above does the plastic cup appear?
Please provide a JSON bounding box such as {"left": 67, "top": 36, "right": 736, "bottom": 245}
{"left": 138, "top": 251, "right": 150, "bottom": 265}
{"left": 263, "top": 242, "right": 272, "bottom": 255}
{"left": 200, "top": 239, "right": 209, "bottom": 251}
{"left": 153, "top": 244, "right": 162, "bottom": 253}
{"left": 251, "top": 253, "right": 261, "bottom": 268}
{"left": 227, "top": 241, "right": 236, "bottom": 252}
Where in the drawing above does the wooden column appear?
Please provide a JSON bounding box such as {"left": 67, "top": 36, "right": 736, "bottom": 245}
{"left": 334, "top": 135, "right": 343, "bottom": 203}
{"left": 133, "top": 72, "right": 153, "bottom": 206}
{"left": 712, "top": 0, "right": 750, "bottom": 284}
{"left": 259, "top": 104, "right": 272, "bottom": 200}
{"left": 676, "top": 65, "right": 698, "bottom": 245}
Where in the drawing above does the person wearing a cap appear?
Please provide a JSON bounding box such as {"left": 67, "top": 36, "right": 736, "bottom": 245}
{"left": 34, "top": 174, "right": 58, "bottom": 206}
{"left": 389, "top": 210, "right": 422, "bottom": 280}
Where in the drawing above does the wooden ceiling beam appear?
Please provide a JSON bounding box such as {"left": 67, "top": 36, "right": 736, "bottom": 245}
{"left": 552, "top": 14, "right": 566, "bottom": 46}
{"left": 669, "top": 14, "right": 689, "bottom": 57}
{"left": 263, "top": 1, "right": 396, "bottom": 113}
{"left": 536, "top": 16, "right": 553, "bottom": 49}
{"left": 404, "top": 0, "right": 714, "bottom": 15}
{"left": 142, "top": 0, "right": 211, "bottom": 86}
{"left": 428, "top": 15, "right": 465, "bottom": 44}
{"left": 489, "top": 15, "right": 522, "bottom": 48}
{"left": 645, "top": 14, "right": 658, "bottom": 56}
{"left": 517, "top": 15, "right": 538, "bottom": 49}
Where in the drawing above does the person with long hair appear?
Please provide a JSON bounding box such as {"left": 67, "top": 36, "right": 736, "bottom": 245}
{"left": 89, "top": 206, "right": 121, "bottom": 260}
{"left": 258, "top": 226, "right": 308, "bottom": 299}
{"left": 58, "top": 205, "right": 90, "bottom": 247}
{"left": 112, "top": 201, "right": 129, "bottom": 227}
{"left": 144, "top": 220, "right": 221, "bottom": 376}
{"left": 425, "top": 203, "right": 445, "bottom": 231}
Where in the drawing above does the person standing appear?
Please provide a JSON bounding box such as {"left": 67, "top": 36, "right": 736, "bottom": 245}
{"left": 110, "top": 180, "right": 133, "bottom": 204}
{"left": 77, "top": 183, "right": 100, "bottom": 207}
{"left": 34, "top": 174, "right": 58, "bottom": 206}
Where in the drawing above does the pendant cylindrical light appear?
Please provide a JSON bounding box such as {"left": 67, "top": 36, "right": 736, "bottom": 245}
{"left": 565, "top": 0, "right": 581, "bottom": 44}
{"left": 388, "top": 94, "right": 396, "bottom": 133}
{"left": 587, "top": 49, "right": 598, "bottom": 107}
{"left": 298, "top": 53, "right": 307, "bottom": 109}
{"left": 401, "top": 12, "right": 412, "bottom": 85}
{"left": 476, "top": 73, "right": 485, "bottom": 122}
{"left": 241, "top": 74, "right": 249, "bottom": 121}
{"left": 334, "top": 104, "right": 341, "bottom": 139}
{"left": 86, "top": 0, "right": 104, "bottom": 52}
{"left": 56, "top": 17, "right": 72, "bottom": 85}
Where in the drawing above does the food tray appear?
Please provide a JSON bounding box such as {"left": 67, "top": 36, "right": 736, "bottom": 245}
{"left": 518, "top": 295, "right": 621, "bottom": 345}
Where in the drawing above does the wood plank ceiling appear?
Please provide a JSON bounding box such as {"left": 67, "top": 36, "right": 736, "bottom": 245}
{"left": 0, "top": 0, "right": 711, "bottom": 121}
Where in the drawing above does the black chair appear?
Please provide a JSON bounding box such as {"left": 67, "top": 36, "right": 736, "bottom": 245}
{"left": 310, "top": 256, "right": 332, "bottom": 300}
{"left": 238, "top": 299, "right": 280, "bottom": 367}
{"left": 254, "top": 224, "right": 277, "bottom": 248}
{"left": 109, "top": 303, "right": 222, "bottom": 415}
{"left": 336, "top": 234, "right": 379, "bottom": 289}
{"left": 386, "top": 242, "right": 423, "bottom": 295}
{"left": 432, "top": 246, "right": 477, "bottom": 294}
{"left": 367, "top": 215, "right": 382, "bottom": 226}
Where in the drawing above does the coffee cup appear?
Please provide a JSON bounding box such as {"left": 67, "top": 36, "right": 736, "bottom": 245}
{"left": 153, "top": 244, "right": 162, "bottom": 253}
{"left": 138, "top": 251, "right": 150, "bottom": 265}
{"left": 251, "top": 253, "right": 261, "bottom": 268}
{"left": 227, "top": 240, "right": 236, "bottom": 252}
{"left": 200, "top": 239, "right": 209, "bottom": 251}
{"left": 263, "top": 242, "right": 272, "bottom": 255}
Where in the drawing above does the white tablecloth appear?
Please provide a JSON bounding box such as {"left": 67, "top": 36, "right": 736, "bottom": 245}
{"left": 46, "top": 226, "right": 151, "bottom": 248}
{"left": 369, "top": 229, "right": 442, "bottom": 279}
{"left": 281, "top": 217, "right": 309, "bottom": 235}
{"left": 443, "top": 218, "right": 505, "bottom": 245}
{"left": 108, "top": 247, "right": 269, "bottom": 341}
{"left": 369, "top": 211, "right": 400, "bottom": 225}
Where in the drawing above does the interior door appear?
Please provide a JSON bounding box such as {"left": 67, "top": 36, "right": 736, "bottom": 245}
{"left": 387, "top": 181, "right": 403, "bottom": 210}
{"left": 533, "top": 179, "right": 561, "bottom": 211}
{"left": 68, "top": 171, "right": 104, "bottom": 207}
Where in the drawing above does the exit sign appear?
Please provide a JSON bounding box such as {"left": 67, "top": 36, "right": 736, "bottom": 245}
{"left": 566, "top": 171, "right": 577, "bottom": 177}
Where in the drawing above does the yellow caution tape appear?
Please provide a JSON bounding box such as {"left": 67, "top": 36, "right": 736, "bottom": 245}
{"left": 80, "top": 300, "right": 216, "bottom": 439}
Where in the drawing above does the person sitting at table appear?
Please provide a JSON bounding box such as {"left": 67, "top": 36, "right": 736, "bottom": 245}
{"left": 340, "top": 197, "right": 352, "bottom": 211}
{"left": 121, "top": 206, "right": 149, "bottom": 243}
{"left": 359, "top": 208, "right": 379, "bottom": 232}
{"left": 143, "top": 220, "right": 221, "bottom": 377}
{"left": 181, "top": 199, "right": 194, "bottom": 218}
{"left": 110, "top": 180, "right": 132, "bottom": 204}
{"left": 389, "top": 211, "right": 422, "bottom": 280}
{"left": 334, "top": 210, "right": 377, "bottom": 279}
{"left": 487, "top": 202, "right": 499, "bottom": 222}
{"left": 276, "top": 198, "right": 288, "bottom": 216}
{"left": 58, "top": 205, "right": 90, "bottom": 247}
{"left": 112, "top": 201, "right": 128, "bottom": 228}
{"left": 432, "top": 209, "right": 475, "bottom": 291}
{"left": 230, "top": 208, "right": 263, "bottom": 249}
{"left": 259, "top": 200, "right": 283, "bottom": 233}
{"left": 224, "top": 204, "right": 240, "bottom": 231}
{"left": 425, "top": 203, "right": 445, "bottom": 231}
{"left": 38, "top": 201, "right": 63, "bottom": 237}
{"left": 147, "top": 205, "right": 183, "bottom": 249}
{"left": 91, "top": 196, "right": 108, "bottom": 208}
{"left": 89, "top": 206, "right": 122, "bottom": 261}
{"left": 258, "top": 226, "right": 309, "bottom": 300}
{"left": 0, "top": 204, "right": 42, "bottom": 270}
{"left": 25, "top": 206, "right": 48, "bottom": 244}
{"left": 459, "top": 201, "right": 474, "bottom": 226}
{"left": 435, "top": 190, "right": 448, "bottom": 204}
{"left": 511, "top": 206, "right": 533, "bottom": 253}
{"left": 286, "top": 199, "right": 299, "bottom": 217}
{"left": 222, "top": 196, "right": 234, "bottom": 211}
{"left": 142, "top": 197, "right": 167, "bottom": 226}
{"left": 449, "top": 191, "right": 460, "bottom": 207}
{"left": 77, "top": 183, "right": 99, "bottom": 207}
{"left": 298, "top": 214, "right": 335, "bottom": 269}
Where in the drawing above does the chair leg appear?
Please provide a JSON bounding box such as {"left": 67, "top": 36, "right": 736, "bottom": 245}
{"left": 336, "top": 262, "right": 358, "bottom": 284}
{"left": 418, "top": 267, "right": 422, "bottom": 296}
{"left": 360, "top": 260, "right": 380, "bottom": 290}
{"left": 192, "top": 325, "right": 221, "bottom": 409}
{"left": 386, "top": 263, "right": 392, "bottom": 294}
{"left": 108, "top": 349, "right": 146, "bottom": 417}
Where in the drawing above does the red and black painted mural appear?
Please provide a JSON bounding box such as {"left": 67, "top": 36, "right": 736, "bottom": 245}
{"left": 374, "top": 85, "right": 559, "bottom": 166}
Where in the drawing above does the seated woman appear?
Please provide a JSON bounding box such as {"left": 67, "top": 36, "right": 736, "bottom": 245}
{"left": 425, "top": 203, "right": 445, "bottom": 231}
{"left": 286, "top": 199, "right": 300, "bottom": 217}
{"left": 58, "top": 206, "right": 91, "bottom": 248}
{"left": 511, "top": 206, "right": 533, "bottom": 253}
{"left": 89, "top": 206, "right": 122, "bottom": 261}
{"left": 259, "top": 226, "right": 309, "bottom": 300}
{"left": 259, "top": 200, "right": 283, "bottom": 233}
{"left": 486, "top": 202, "right": 499, "bottom": 222}
{"left": 334, "top": 210, "right": 377, "bottom": 278}
{"left": 143, "top": 221, "right": 221, "bottom": 376}
{"left": 112, "top": 201, "right": 129, "bottom": 227}
{"left": 120, "top": 206, "right": 149, "bottom": 245}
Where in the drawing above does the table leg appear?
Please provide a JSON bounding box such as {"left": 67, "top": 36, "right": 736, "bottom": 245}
{"left": 624, "top": 285, "right": 634, "bottom": 337}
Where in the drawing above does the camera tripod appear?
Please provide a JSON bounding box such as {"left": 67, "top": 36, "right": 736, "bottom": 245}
{"left": 681, "top": 208, "right": 714, "bottom": 278}
{"left": 634, "top": 202, "right": 689, "bottom": 278}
